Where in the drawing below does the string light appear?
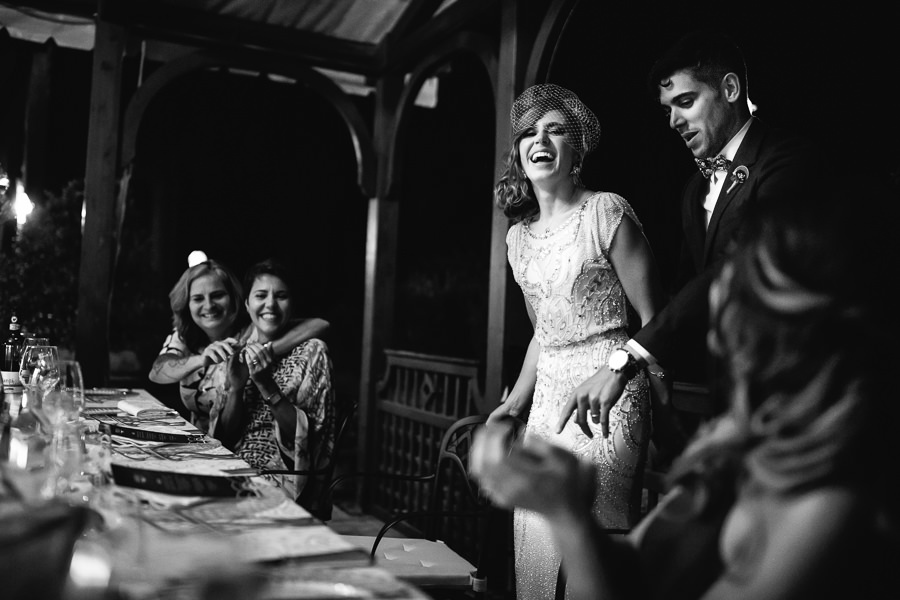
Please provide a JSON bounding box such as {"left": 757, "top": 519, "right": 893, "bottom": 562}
{"left": 187, "top": 250, "right": 208, "bottom": 267}
{"left": 13, "top": 180, "right": 33, "bottom": 227}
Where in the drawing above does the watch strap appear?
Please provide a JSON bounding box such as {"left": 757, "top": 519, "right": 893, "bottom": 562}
{"left": 264, "top": 390, "right": 284, "bottom": 407}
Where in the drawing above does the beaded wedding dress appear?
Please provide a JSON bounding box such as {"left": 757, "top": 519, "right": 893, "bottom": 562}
{"left": 506, "top": 191, "right": 650, "bottom": 600}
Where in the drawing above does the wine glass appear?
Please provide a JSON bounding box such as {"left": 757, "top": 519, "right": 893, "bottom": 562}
{"left": 19, "top": 345, "right": 60, "bottom": 398}
{"left": 58, "top": 359, "right": 85, "bottom": 420}
{"left": 18, "top": 345, "right": 60, "bottom": 432}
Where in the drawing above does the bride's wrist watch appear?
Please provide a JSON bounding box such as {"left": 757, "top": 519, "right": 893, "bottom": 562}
{"left": 607, "top": 347, "right": 640, "bottom": 380}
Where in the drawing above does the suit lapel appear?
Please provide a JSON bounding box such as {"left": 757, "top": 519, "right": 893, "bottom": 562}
{"left": 683, "top": 173, "right": 708, "bottom": 270}
{"left": 703, "top": 119, "right": 766, "bottom": 263}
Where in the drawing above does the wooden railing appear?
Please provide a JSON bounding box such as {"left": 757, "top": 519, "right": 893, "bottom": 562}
{"left": 364, "top": 349, "right": 486, "bottom": 560}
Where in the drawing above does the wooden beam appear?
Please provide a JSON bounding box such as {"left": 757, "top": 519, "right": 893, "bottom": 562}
{"left": 120, "top": 48, "right": 376, "bottom": 197}
{"left": 525, "top": 0, "right": 580, "bottom": 85}
{"left": 22, "top": 40, "right": 53, "bottom": 199}
{"left": 75, "top": 20, "right": 125, "bottom": 386}
{"left": 2, "top": 0, "right": 96, "bottom": 18}
{"left": 357, "top": 73, "right": 403, "bottom": 506}
{"left": 101, "top": 0, "right": 384, "bottom": 76}
{"left": 384, "top": 31, "right": 497, "bottom": 198}
{"left": 485, "top": 0, "right": 531, "bottom": 408}
{"left": 381, "top": 0, "right": 499, "bottom": 70}
{"left": 388, "top": 0, "right": 446, "bottom": 40}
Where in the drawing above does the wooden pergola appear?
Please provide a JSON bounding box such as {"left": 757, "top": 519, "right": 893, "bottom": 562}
{"left": 2, "top": 0, "right": 589, "bottom": 479}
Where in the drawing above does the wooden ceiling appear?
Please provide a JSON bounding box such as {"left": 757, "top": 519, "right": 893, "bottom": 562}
{"left": 1, "top": 0, "right": 497, "bottom": 75}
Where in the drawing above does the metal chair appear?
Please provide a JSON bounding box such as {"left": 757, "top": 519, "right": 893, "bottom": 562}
{"left": 332, "top": 414, "right": 512, "bottom": 598}
{"left": 260, "top": 399, "right": 358, "bottom": 521}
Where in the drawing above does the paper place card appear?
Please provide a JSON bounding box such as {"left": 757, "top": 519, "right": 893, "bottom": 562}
{"left": 118, "top": 398, "right": 177, "bottom": 418}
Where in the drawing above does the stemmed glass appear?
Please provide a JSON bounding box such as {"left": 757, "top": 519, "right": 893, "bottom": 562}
{"left": 18, "top": 344, "right": 59, "bottom": 432}
{"left": 19, "top": 345, "right": 60, "bottom": 406}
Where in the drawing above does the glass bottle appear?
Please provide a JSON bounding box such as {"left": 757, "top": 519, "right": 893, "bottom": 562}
{"left": 2, "top": 311, "right": 25, "bottom": 393}
{"left": 0, "top": 376, "right": 9, "bottom": 461}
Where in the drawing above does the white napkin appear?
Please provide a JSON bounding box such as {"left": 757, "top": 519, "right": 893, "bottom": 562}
{"left": 116, "top": 398, "right": 176, "bottom": 418}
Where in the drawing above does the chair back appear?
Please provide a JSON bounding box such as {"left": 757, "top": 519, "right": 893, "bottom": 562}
{"left": 421, "top": 414, "right": 488, "bottom": 543}
{"left": 264, "top": 398, "right": 358, "bottom": 521}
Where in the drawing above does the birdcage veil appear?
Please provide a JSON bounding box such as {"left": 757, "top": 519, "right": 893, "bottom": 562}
{"left": 510, "top": 84, "right": 601, "bottom": 157}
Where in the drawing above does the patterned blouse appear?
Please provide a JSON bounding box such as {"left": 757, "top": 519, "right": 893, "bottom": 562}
{"left": 157, "top": 329, "right": 225, "bottom": 433}
{"left": 158, "top": 328, "right": 335, "bottom": 501}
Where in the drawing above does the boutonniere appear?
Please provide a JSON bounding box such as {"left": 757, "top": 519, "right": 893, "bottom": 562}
{"left": 726, "top": 165, "right": 749, "bottom": 194}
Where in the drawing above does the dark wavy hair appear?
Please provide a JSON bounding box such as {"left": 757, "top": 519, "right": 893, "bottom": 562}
{"left": 494, "top": 105, "right": 585, "bottom": 223}
{"left": 647, "top": 30, "right": 749, "bottom": 103}
{"left": 243, "top": 258, "right": 297, "bottom": 299}
{"left": 671, "top": 188, "right": 896, "bottom": 509}
{"left": 168, "top": 259, "right": 245, "bottom": 353}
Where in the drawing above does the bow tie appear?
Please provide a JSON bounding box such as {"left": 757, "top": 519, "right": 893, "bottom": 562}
{"left": 695, "top": 155, "right": 732, "bottom": 179}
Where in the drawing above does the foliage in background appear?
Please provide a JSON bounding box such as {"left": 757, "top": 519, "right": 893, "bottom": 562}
{"left": 0, "top": 180, "right": 82, "bottom": 351}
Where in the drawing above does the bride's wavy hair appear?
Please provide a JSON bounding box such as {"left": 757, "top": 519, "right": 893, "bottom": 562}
{"left": 495, "top": 84, "right": 599, "bottom": 223}
{"left": 494, "top": 127, "right": 542, "bottom": 223}
{"left": 671, "top": 192, "right": 896, "bottom": 503}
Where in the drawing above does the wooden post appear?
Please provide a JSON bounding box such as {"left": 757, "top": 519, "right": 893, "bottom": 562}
{"left": 485, "top": 0, "right": 527, "bottom": 408}
{"left": 22, "top": 41, "right": 53, "bottom": 199}
{"left": 357, "top": 73, "right": 403, "bottom": 495}
{"left": 75, "top": 21, "right": 125, "bottom": 386}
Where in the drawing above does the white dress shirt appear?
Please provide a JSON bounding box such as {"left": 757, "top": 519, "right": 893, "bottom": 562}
{"left": 625, "top": 118, "right": 753, "bottom": 368}
{"left": 703, "top": 118, "right": 752, "bottom": 228}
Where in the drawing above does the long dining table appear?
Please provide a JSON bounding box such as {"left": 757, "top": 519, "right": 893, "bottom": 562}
{"left": 3, "top": 387, "right": 430, "bottom": 600}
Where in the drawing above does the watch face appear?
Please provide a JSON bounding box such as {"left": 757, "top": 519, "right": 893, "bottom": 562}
{"left": 609, "top": 349, "right": 629, "bottom": 370}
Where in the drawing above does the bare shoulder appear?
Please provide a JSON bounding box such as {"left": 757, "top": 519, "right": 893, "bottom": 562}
{"left": 708, "top": 485, "right": 869, "bottom": 599}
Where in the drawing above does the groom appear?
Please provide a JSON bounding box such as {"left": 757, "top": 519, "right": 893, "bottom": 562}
{"left": 559, "top": 30, "right": 822, "bottom": 441}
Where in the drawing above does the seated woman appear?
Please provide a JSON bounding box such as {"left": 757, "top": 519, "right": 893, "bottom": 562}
{"left": 214, "top": 259, "right": 335, "bottom": 514}
{"left": 472, "top": 195, "right": 898, "bottom": 599}
{"left": 149, "top": 258, "right": 329, "bottom": 433}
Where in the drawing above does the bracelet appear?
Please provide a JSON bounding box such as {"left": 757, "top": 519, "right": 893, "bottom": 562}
{"left": 648, "top": 369, "right": 667, "bottom": 380}
{"left": 263, "top": 390, "right": 284, "bottom": 407}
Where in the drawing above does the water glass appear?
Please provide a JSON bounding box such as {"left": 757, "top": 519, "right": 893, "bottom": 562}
{"left": 43, "top": 390, "right": 80, "bottom": 430}
{"left": 59, "top": 360, "right": 85, "bottom": 419}
{"left": 42, "top": 422, "right": 85, "bottom": 499}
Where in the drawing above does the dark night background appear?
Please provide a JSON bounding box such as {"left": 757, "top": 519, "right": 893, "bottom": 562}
{"left": 0, "top": 2, "right": 896, "bottom": 408}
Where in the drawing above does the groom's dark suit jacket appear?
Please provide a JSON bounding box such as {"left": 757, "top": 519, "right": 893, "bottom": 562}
{"left": 633, "top": 118, "right": 820, "bottom": 388}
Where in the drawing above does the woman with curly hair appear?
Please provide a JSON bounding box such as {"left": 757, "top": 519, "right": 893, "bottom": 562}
{"left": 485, "top": 83, "right": 669, "bottom": 600}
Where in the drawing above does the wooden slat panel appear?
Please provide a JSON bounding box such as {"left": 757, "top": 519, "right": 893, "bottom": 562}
{"left": 369, "top": 349, "right": 485, "bottom": 543}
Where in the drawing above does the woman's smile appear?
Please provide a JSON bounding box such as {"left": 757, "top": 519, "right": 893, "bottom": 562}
{"left": 247, "top": 274, "right": 293, "bottom": 341}
{"left": 188, "top": 274, "right": 235, "bottom": 340}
